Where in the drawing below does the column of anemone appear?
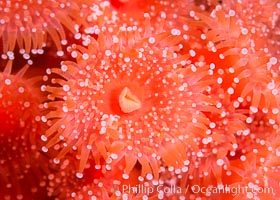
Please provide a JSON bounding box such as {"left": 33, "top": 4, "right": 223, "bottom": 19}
{"left": 0, "top": 0, "right": 93, "bottom": 60}
{"left": 40, "top": 21, "right": 216, "bottom": 182}
{"left": 0, "top": 62, "right": 49, "bottom": 199}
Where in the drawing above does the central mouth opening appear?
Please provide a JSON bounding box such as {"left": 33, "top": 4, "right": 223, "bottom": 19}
{"left": 118, "top": 87, "right": 142, "bottom": 113}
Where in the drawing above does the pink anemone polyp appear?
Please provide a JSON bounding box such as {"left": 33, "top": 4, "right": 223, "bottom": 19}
{"left": 40, "top": 26, "right": 216, "bottom": 180}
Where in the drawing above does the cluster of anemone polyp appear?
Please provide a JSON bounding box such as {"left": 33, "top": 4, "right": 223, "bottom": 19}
{"left": 0, "top": 0, "right": 280, "bottom": 200}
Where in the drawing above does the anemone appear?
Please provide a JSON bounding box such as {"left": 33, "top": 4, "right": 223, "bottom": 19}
{"left": 40, "top": 19, "right": 217, "bottom": 181}
{"left": 0, "top": 0, "right": 92, "bottom": 59}
{"left": 0, "top": 61, "right": 49, "bottom": 199}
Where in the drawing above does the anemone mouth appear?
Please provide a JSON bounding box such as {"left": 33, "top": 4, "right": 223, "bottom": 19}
{"left": 118, "top": 86, "right": 142, "bottom": 113}
{"left": 100, "top": 81, "right": 146, "bottom": 117}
